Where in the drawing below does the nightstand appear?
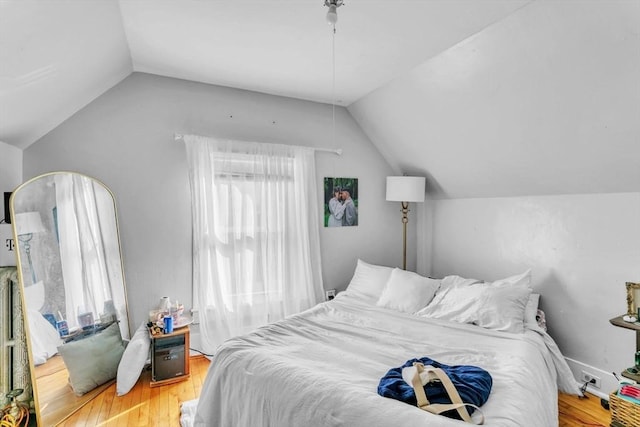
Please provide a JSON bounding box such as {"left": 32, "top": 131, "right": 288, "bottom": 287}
{"left": 149, "top": 325, "right": 191, "bottom": 387}
{"left": 609, "top": 315, "right": 640, "bottom": 382}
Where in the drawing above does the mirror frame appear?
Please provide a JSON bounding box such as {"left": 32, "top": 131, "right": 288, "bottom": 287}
{"left": 10, "top": 171, "right": 130, "bottom": 426}
{"left": 627, "top": 282, "right": 640, "bottom": 317}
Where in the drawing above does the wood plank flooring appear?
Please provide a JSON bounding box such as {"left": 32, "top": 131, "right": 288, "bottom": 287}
{"left": 559, "top": 392, "right": 612, "bottom": 427}
{"left": 34, "top": 355, "right": 113, "bottom": 426}
{"left": 57, "top": 355, "right": 209, "bottom": 427}
{"left": 54, "top": 355, "right": 611, "bottom": 426}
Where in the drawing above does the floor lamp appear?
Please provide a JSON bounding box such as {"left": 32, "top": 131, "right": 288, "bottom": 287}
{"left": 386, "top": 176, "right": 425, "bottom": 270}
{"left": 15, "top": 211, "right": 46, "bottom": 284}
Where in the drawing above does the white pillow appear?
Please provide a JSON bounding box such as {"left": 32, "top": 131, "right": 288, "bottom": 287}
{"left": 427, "top": 275, "right": 481, "bottom": 308}
{"left": 344, "top": 259, "right": 394, "bottom": 300}
{"left": 440, "top": 275, "right": 482, "bottom": 290}
{"left": 438, "top": 270, "right": 530, "bottom": 291}
{"left": 417, "top": 284, "right": 484, "bottom": 321}
{"left": 418, "top": 279, "right": 532, "bottom": 333}
{"left": 488, "top": 269, "right": 531, "bottom": 288}
{"left": 116, "top": 322, "right": 151, "bottom": 396}
{"left": 428, "top": 270, "right": 531, "bottom": 309}
{"left": 524, "top": 293, "right": 540, "bottom": 329}
{"left": 376, "top": 268, "right": 441, "bottom": 313}
{"left": 474, "top": 284, "right": 532, "bottom": 333}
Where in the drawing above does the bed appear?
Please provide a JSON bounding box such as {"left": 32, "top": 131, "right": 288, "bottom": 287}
{"left": 181, "top": 260, "right": 581, "bottom": 427}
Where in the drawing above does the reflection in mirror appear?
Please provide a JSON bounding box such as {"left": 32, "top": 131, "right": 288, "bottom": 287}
{"left": 10, "top": 172, "right": 130, "bottom": 426}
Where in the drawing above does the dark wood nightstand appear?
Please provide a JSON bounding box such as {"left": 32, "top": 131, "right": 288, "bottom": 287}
{"left": 609, "top": 315, "right": 640, "bottom": 382}
{"left": 149, "top": 325, "right": 191, "bottom": 387}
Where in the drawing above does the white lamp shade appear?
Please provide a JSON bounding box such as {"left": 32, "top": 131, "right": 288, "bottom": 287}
{"left": 386, "top": 176, "right": 426, "bottom": 202}
{"left": 15, "top": 212, "right": 46, "bottom": 235}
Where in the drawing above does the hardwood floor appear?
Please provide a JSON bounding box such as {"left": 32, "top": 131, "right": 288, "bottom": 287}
{"left": 35, "top": 355, "right": 114, "bottom": 426}
{"left": 57, "top": 355, "right": 209, "bottom": 427}
{"left": 559, "top": 392, "right": 612, "bottom": 427}
{"left": 54, "top": 356, "right": 611, "bottom": 426}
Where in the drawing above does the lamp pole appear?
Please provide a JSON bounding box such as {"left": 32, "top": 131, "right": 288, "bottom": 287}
{"left": 19, "top": 234, "right": 37, "bottom": 283}
{"left": 401, "top": 201, "right": 409, "bottom": 270}
{"left": 386, "top": 176, "right": 425, "bottom": 271}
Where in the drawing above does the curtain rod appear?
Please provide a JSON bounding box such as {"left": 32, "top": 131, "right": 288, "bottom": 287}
{"left": 174, "top": 133, "right": 342, "bottom": 156}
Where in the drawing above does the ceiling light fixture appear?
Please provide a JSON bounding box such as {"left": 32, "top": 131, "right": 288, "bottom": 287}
{"left": 324, "top": 0, "right": 343, "bottom": 28}
{"left": 324, "top": 0, "right": 344, "bottom": 167}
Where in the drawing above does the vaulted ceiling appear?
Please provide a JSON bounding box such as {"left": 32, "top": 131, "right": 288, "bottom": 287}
{"left": 0, "top": 0, "right": 528, "bottom": 149}
{"left": 1, "top": 0, "right": 639, "bottom": 198}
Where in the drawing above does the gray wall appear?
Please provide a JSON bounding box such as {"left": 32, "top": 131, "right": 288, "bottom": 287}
{"left": 348, "top": 0, "right": 640, "bottom": 398}
{"left": 22, "top": 72, "right": 404, "bottom": 335}
{"left": 419, "top": 193, "right": 640, "bottom": 396}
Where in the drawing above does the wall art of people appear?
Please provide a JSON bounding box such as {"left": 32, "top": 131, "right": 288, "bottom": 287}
{"left": 324, "top": 177, "right": 358, "bottom": 227}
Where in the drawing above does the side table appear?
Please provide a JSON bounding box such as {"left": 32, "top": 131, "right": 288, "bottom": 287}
{"left": 609, "top": 315, "right": 640, "bottom": 382}
{"left": 149, "top": 325, "right": 191, "bottom": 387}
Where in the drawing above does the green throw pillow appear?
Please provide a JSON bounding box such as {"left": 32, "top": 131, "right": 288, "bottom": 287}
{"left": 57, "top": 322, "right": 125, "bottom": 396}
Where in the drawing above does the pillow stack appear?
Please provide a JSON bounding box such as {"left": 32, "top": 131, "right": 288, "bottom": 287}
{"left": 344, "top": 259, "right": 536, "bottom": 334}
{"left": 344, "top": 259, "right": 441, "bottom": 314}
{"left": 417, "top": 270, "right": 532, "bottom": 333}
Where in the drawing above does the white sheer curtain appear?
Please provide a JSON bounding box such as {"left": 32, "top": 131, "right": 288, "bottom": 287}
{"left": 184, "top": 135, "right": 324, "bottom": 354}
{"left": 55, "top": 175, "right": 122, "bottom": 332}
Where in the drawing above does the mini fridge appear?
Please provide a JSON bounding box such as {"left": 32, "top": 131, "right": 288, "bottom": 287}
{"left": 152, "top": 334, "right": 186, "bottom": 382}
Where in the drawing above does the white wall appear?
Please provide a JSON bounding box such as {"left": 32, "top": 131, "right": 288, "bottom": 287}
{"left": 0, "top": 141, "right": 23, "bottom": 218}
{"left": 22, "top": 72, "right": 402, "bottom": 339}
{"left": 348, "top": 0, "right": 640, "bottom": 395}
{"left": 423, "top": 193, "right": 640, "bottom": 395}
{"left": 349, "top": 0, "right": 640, "bottom": 199}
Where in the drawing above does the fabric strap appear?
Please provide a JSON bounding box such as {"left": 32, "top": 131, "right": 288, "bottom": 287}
{"left": 410, "top": 362, "right": 485, "bottom": 425}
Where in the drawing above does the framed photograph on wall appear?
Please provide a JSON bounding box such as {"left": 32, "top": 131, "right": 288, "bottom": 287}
{"left": 324, "top": 177, "right": 358, "bottom": 227}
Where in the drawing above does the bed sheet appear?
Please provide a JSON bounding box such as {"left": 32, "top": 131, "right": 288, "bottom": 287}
{"left": 28, "top": 309, "right": 62, "bottom": 365}
{"left": 190, "top": 293, "right": 580, "bottom": 427}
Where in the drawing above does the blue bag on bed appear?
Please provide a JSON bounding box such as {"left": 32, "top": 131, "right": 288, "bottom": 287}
{"left": 378, "top": 357, "right": 492, "bottom": 421}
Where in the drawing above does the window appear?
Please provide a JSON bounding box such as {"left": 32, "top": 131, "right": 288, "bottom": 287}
{"left": 184, "top": 135, "right": 324, "bottom": 354}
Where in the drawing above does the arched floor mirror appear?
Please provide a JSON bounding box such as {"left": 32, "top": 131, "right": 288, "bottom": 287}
{"left": 10, "top": 172, "right": 130, "bottom": 426}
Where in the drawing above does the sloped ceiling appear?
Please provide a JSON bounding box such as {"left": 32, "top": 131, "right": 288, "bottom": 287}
{"left": 0, "top": 1, "right": 132, "bottom": 150}
{"left": 351, "top": 0, "right": 640, "bottom": 198}
{"left": 1, "top": 0, "right": 638, "bottom": 199}
{"left": 1, "top": 0, "right": 528, "bottom": 149}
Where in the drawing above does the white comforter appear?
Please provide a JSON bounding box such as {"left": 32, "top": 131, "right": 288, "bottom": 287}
{"left": 189, "top": 294, "right": 580, "bottom": 427}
